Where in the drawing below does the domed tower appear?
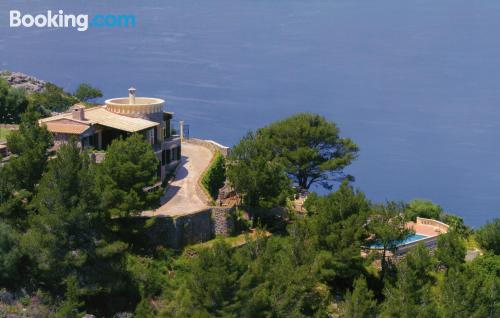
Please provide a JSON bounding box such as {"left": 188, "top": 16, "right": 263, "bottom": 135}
{"left": 105, "top": 87, "right": 165, "bottom": 120}
{"left": 105, "top": 87, "right": 172, "bottom": 144}
{"left": 105, "top": 88, "right": 180, "bottom": 181}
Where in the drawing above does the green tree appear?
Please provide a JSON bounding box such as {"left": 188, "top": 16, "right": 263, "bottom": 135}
{"left": 29, "top": 82, "right": 78, "bottom": 114}
{"left": 405, "top": 199, "right": 443, "bottom": 221}
{"left": 227, "top": 131, "right": 291, "bottom": 207}
{"left": 442, "top": 213, "right": 470, "bottom": 236}
{"left": 338, "top": 277, "right": 377, "bottom": 318}
{"left": 380, "top": 244, "right": 437, "bottom": 318}
{"left": 438, "top": 254, "right": 499, "bottom": 318}
{"left": 97, "top": 134, "right": 162, "bottom": 217}
{"left": 258, "top": 113, "right": 358, "bottom": 190}
{"left": 54, "top": 275, "right": 84, "bottom": 318}
{"left": 0, "top": 79, "right": 29, "bottom": 123}
{"left": 21, "top": 140, "right": 132, "bottom": 316}
{"left": 303, "top": 182, "right": 370, "bottom": 290}
{"left": 0, "top": 107, "right": 52, "bottom": 228}
{"left": 235, "top": 237, "right": 329, "bottom": 318}
{"left": 368, "top": 202, "right": 410, "bottom": 280}
{"left": 0, "top": 223, "right": 21, "bottom": 288}
{"left": 74, "top": 83, "right": 103, "bottom": 102}
{"left": 21, "top": 140, "right": 104, "bottom": 287}
{"left": 475, "top": 218, "right": 500, "bottom": 255}
{"left": 435, "top": 231, "right": 466, "bottom": 270}
{"left": 201, "top": 152, "right": 226, "bottom": 200}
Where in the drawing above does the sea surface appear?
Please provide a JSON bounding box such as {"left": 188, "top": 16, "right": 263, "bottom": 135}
{"left": 1, "top": 0, "right": 499, "bottom": 227}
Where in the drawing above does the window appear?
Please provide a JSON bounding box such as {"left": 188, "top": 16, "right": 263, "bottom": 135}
{"left": 148, "top": 129, "right": 154, "bottom": 145}
{"left": 166, "top": 149, "right": 172, "bottom": 164}
{"left": 164, "top": 119, "right": 171, "bottom": 138}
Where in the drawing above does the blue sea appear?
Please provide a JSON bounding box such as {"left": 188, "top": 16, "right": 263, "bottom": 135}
{"left": 1, "top": 0, "right": 499, "bottom": 227}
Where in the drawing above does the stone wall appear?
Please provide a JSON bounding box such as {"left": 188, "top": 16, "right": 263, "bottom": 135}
{"left": 416, "top": 217, "right": 449, "bottom": 233}
{"left": 132, "top": 138, "right": 234, "bottom": 249}
{"left": 185, "top": 138, "right": 231, "bottom": 157}
{"left": 130, "top": 206, "right": 236, "bottom": 250}
{"left": 212, "top": 207, "right": 236, "bottom": 236}
{"left": 395, "top": 236, "right": 439, "bottom": 256}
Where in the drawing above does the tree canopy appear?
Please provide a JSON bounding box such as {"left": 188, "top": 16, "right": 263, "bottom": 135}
{"left": 227, "top": 131, "right": 292, "bottom": 207}
{"left": 96, "top": 134, "right": 162, "bottom": 217}
{"left": 29, "top": 82, "right": 78, "bottom": 114}
{"left": 0, "top": 110, "right": 496, "bottom": 317}
{"left": 74, "top": 83, "right": 103, "bottom": 102}
{"left": 0, "top": 79, "right": 29, "bottom": 123}
{"left": 405, "top": 199, "right": 443, "bottom": 221}
{"left": 475, "top": 218, "right": 500, "bottom": 255}
{"left": 258, "top": 113, "right": 358, "bottom": 190}
{"left": 227, "top": 113, "right": 358, "bottom": 207}
{"left": 1, "top": 107, "right": 52, "bottom": 194}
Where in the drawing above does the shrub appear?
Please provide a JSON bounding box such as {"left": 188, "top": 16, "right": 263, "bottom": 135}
{"left": 475, "top": 218, "right": 500, "bottom": 255}
{"left": 405, "top": 199, "right": 443, "bottom": 221}
{"left": 202, "top": 153, "right": 226, "bottom": 200}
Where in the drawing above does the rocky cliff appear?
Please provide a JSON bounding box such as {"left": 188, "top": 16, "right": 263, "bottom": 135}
{"left": 0, "top": 71, "right": 46, "bottom": 93}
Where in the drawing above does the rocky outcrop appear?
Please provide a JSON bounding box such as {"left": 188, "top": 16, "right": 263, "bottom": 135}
{"left": 0, "top": 71, "right": 46, "bottom": 93}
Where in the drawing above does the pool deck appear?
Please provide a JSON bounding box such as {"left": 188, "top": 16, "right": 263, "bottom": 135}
{"left": 406, "top": 221, "right": 441, "bottom": 237}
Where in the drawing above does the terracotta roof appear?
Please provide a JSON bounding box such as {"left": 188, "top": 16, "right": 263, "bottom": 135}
{"left": 43, "top": 122, "right": 90, "bottom": 134}
{"left": 40, "top": 106, "right": 159, "bottom": 133}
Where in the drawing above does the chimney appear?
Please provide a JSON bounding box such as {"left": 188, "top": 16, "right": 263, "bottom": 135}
{"left": 128, "top": 87, "right": 136, "bottom": 104}
{"left": 72, "top": 106, "right": 85, "bottom": 121}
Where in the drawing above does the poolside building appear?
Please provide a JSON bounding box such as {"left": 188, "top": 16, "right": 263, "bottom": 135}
{"left": 39, "top": 88, "right": 181, "bottom": 181}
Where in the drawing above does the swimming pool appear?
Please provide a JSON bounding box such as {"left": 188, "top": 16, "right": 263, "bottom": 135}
{"left": 369, "top": 234, "right": 429, "bottom": 249}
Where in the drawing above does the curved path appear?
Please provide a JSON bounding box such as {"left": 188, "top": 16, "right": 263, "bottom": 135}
{"left": 144, "top": 142, "right": 213, "bottom": 217}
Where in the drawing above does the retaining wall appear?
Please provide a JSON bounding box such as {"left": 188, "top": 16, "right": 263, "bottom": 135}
{"left": 130, "top": 206, "right": 236, "bottom": 249}
{"left": 395, "top": 236, "right": 439, "bottom": 256}
{"left": 135, "top": 138, "right": 234, "bottom": 249}
{"left": 416, "top": 217, "right": 449, "bottom": 233}
{"left": 186, "top": 138, "right": 231, "bottom": 157}
{"left": 0, "top": 124, "right": 19, "bottom": 130}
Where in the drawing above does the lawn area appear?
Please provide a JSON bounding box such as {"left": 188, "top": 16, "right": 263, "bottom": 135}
{"left": 187, "top": 229, "right": 271, "bottom": 251}
{"left": 0, "top": 127, "right": 13, "bottom": 141}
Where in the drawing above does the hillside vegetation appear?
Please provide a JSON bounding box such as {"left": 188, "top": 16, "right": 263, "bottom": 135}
{"left": 0, "top": 110, "right": 497, "bottom": 317}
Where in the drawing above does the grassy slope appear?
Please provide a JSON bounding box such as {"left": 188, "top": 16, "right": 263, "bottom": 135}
{"left": 0, "top": 127, "right": 13, "bottom": 141}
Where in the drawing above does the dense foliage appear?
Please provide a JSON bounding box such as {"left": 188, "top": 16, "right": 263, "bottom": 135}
{"left": 227, "top": 113, "right": 358, "bottom": 207}
{"left": 227, "top": 131, "right": 292, "bottom": 207}
{"left": 0, "top": 79, "right": 29, "bottom": 123}
{"left": 0, "top": 78, "right": 103, "bottom": 124}
{"left": 201, "top": 152, "right": 226, "bottom": 200}
{"left": 258, "top": 113, "right": 359, "bottom": 190}
{"left": 405, "top": 199, "right": 443, "bottom": 221}
{"left": 96, "top": 134, "right": 163, "bottom": 217}
{"left": 29, "top": 82, "right": 79, "bottom": 115}
{"left": 475, "top": 218, "right": 500, "bottom": 255}
{"left": 74, "top": 83, "right": 103, "bottom": 102}
{"left": 0, "top": 111, "right": 497, "bottom": 317}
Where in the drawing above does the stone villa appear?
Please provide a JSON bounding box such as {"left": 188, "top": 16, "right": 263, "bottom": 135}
{"left": 39, "top": 88, "right": 181, "bottom": 181}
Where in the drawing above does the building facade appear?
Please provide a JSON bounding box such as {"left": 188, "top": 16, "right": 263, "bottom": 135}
{"left": 39, "top": 88, "right": 181, "bottom": 181}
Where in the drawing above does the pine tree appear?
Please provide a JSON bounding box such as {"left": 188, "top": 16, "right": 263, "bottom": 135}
{"left": 339, "top": 277, "right": 377, "bottom": 318}
{"left": 96, "top": 134, "right": 162, "bottom": 217}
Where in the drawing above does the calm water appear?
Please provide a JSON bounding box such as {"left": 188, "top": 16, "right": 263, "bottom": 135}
{"left": 1, "top": 0, "right": 499, "bottom": 227}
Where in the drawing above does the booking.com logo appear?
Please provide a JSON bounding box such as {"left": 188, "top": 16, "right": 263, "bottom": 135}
{"left": 9, "top": 10, "right": 136, "bottom": 31}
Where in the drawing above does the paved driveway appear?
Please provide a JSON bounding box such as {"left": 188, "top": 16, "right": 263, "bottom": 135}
{"left": 145, "top": 142, "right": 213, "bottom": 217}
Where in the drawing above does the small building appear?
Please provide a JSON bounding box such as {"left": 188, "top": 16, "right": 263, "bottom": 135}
{"left": 39, "top": 88, "right": 181, "bottom": 181}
